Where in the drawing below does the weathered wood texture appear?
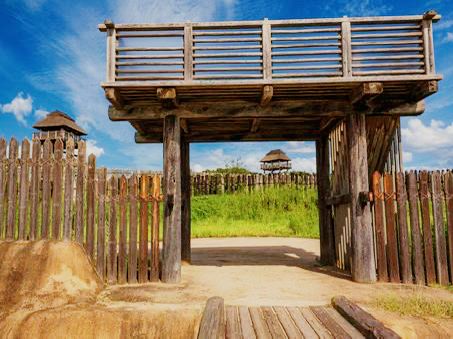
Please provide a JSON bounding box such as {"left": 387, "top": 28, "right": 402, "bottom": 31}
{"left": 0, "top": 137, "right": 162, "bottom": 285}
{"left": 198, "top": 297, "right": 225, "bottom": 339}
{"left": 181, "top": 139, "right": 191, "bottom": 263}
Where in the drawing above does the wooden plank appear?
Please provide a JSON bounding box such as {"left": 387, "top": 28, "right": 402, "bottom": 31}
{"left": 341, "top": 21, "right": 352, "bottom": 77}
{"left": 324, "top": 307, "right": 364, "bottom": 338}
{"left": 332, "top": 296, "right": 400, "bottom": 339}
{"left": 0, "top": 138, "right": 6, "bottom": 239}
{"left": 286, "top": 307, "right": 317, "bottom": 339}
{"left": 128, "top": 174, "right": 138, "bottom": 283}
{"left": 347, "top": 113, "right": 376, "bottom": 282}
{"left": 396, "top": 172, "right": 412, "bottom": 284}
{"left": 6, "top": 138, "right": 18, "bottom": 240}
{"left": 40, "top": 139, "right": 52, "bottom": 239}
{"left": 300, "top": 307, "right": 333, "bottom": 339}
{"left": 198, "top": 297, "right": 225, "bottom": 339}
{"left": 431, "top": 171, "right": 449, "bottom": 285}
{"left": 151, "top": 175, "right": 160, "bottom": 281}
{"left": 107, "top": 175, "right": 118, "bottom": 284}
{"left": 419, "top": 170, "right": 436, "bottom": 285}
{"left": 311, "top": 306, "right": 352, "bottom": 339}
{"left": 63, "top": 139, "right": 74, "bottom": 240}
{"left": 52, "top": 139, "right": 64, "bottom": 240}
{"left": 184, "top": 23, "right": 193, "bottom": 81}
{"left": 261, "top": 307, "right": 286, "bottom": 338}
{"left": 181, "top": 139, "right": 191, "bottom": 263}
{"left": 225, "top": 306, "right": 241, "bottom": 339}
{"left": 29, "top": 139, "right": 40, "bottom": 240}
{"left": 383, "top": 173, "right": 400, "bottom": 283}
{"left": 273, "top": 306, "right": 302, "bottom": 339}
{"left": 162, "top": 115, "right": 182, "bottom": 283}
{"left": 97, "top": 168, "right": 107, "bottom": 280}
{"left": 118, "top": 175, "right": 128, "bottom": 284}
{"left": 86, "top": 154, "right": 96, "bottom": 256}
{"left": 139, "top": 175, "right": 149, "bottom": 283}
{"left": 75, "top": 141, "right": 86, "bottom": 243}
{"left": 17, "top": 139, "right": 30, "bottom": 240}
{"left": 446, "top": 171, "right": 453, "bottom": 283}
{"left": 238, "top": 307, "right": 256, "bottom": 339}
{"left": 249, "top": 307, "right": 271, "bottom": 339}
{"left": 406, "top": 171, "right": 425, "bottom": 284}
{"left": 372, "top": 171, "right": 388, "bottom": 281}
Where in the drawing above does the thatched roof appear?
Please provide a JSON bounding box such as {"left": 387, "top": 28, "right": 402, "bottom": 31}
{"left": 260, "top": 149, "right": 291, "bottom": 163}
{"left": 33, "top": 110, "right": 87, "bottom": 135}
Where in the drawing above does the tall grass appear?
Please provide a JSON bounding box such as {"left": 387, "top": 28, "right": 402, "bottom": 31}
{"left": 191, "top": 186, "right": 319, "bottom": 238}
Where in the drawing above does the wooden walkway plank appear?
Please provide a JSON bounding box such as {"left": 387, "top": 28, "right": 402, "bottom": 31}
{"left": 225, "top": 306, "right": 242, "bottom": 339}
{"left": 311, "top": 306, "right": 352, "bottom": 339}
{"left": 249, "top": 307, "right": 271, "bottom": 339}
{"left": 419, "top": 171, "right": 436, "bottom": 284}
{"left": 63, "top": 138, "right": 74, "bottom": 240}
{"left": 75, "top": 140, "right": 86, "bottom": 243}
{"left": 324, "top": 307, "right": 364, "bottom": 339}
{"left": 273, "top": 306, "right": 303, "bottom": 339}
{"left": 0, "top": 138, "right": 7, "bottom": 239}
{"left": 128, "top": 174, "right": 138, "bottom": 283}
{"left": 300, "top": 307, "right": 333, "bottom": 339}
{"left": 198, "top": 297, "right": 225, "bottom": 339}
{"left": 406, "top": 171, "right": 425, "bottom": 285}
{"left": 261, "top": 307, "right": 287, "bottom": 338}
{"left": 286, "top": 307, "right": 318, "bottom": 339}
{"left": 17, "top": 139, "right": 30, "bottom": 240}
{"left": 118, "top": 175, "right": 128, "bottom": 284}
{"left": 383, "top": 173, "right": 400, "bottom": 283}
{"left": 445, "top": 171, "right": 453, "bottom": 283}
{"left": 430, "top": 171, "right": 449, "bottom": 285}
{"left": 6, "top": 138, "right": 19, "bottom": 240}
{"left": 97, "top": 168, "right": 107, "bottom": 280}
{"left": 371, "top": 171, "right": 388, "bottom": 282}
{"left": 238, "top": 306, "right": 257, "bottom": 339}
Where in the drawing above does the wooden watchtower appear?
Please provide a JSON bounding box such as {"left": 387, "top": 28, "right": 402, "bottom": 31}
{"left": 99, "top": 11, "right": 442, "bottom": 284}
{"left": 260, "top": 149, "right": 291, "bottom": 173}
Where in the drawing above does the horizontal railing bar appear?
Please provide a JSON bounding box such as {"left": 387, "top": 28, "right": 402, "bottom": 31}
{"left": 194, "top": 67, "right": 262, "bottom": 72}
{"left": 353, "top": 69, "right": 425, "bottom": 75}
{"left": 193, "top": 45, "right": 261, "bottom": 51}
{"left": 273, "top": 65, "right": 342, "bottom": 70}
{"left": 116, "top": 75, "right": 185, "bottom": 80}
{"left": 116, "top": 61, "right": 184, "bottom": 66}
{"left": 352, "top": 61, "right": 424, "bottom": 68}
{"left": 352, "top": 47, "right": 423, "bottom": 53}
{"left": 117, "top": 47, "right": 184, "bottom": 51}
{"left": 193, "top": 60, "right": 262, "bottom": 64}
{"left": 351, "top": 40, "right": 423, "bottom": 46}
{"left": 272, "top": 28, "right": 341, "bottom": 34}
{"left": 351, "top": 25, "right": 420, "bottom": 32}
{"left": 271, "top": 35, "right": 340, "bottom": 41}
{"left": 272, "top": 57, "right": 342, "bottom": 63}
{"left": 272, "top": 42, "right": 341, "bottom": 48}
{"left": 116, "top": 69, "right": 184, "bottom": 73}
{"left": 272, "top": 72, "right": 342, "bottom": 77}
{"left": 352, "top": 54, "right": 423, "bottom": 61}
{"left": 272, "top": 50, "right": 341, "bottom": 56}
{"left": 193, "top": 74, "right": 263, "bottom": 79}
{"left": 194, "top": 52, "right": 263, "bottom": 58}
{"left": 193, "top": 30, "right": 262, "bottom": 36}
{"left": 116, "top": 55, "right": 184, "bottom": 59}
{"left": 352, "top": 32, "right": 423, "bottom": 38}
{"left": 193, "top": 37, "right": 262, "bottom": 43}
{"left": 117, "top": 32, "right": 184, "bottom": 38}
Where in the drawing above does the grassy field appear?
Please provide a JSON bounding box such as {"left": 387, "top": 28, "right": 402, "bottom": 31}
{"left": 191, "top": 186, "right": 319, "bottom": 238}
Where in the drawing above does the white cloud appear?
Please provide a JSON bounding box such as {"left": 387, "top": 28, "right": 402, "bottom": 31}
{"left": 34, "top": 109, "right": 48, "bottom": 119}
{"left": 402, "top": 151, "right": 413, "bottom": 163}
{"left": 86, "top": 139, "right": 105, "bottom": 158}
{"left": 443, "top": 32, "right": 453, "bottom": 43}
{"left": 402, "top": 118, "right": 453, "bottom": 153}
{"left": 292, "top": 157, "right": 317, "bottom": 173}
{"left": 286, "top": 141, "right": 315, "bottom": 154}
{"left": 437, "top": 19, "right": 453, "bottom": 31}
{"left": 1, "top": 92, "right": 33, "bottom": 125}
{"left": 192, "top": 164, "right": 204, "bottom": 172}
{"left": 23, "top": 0, "right": 47, "bottom": 11}
{"left": 341, "top": 0, "right": 391, "bottom": 16}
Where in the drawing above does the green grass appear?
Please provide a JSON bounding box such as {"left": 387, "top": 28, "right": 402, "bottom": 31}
{"left": 191, "top": 186, "right": 319, "bottom": 238}
{"left": 374, "top": 293, "right": 453, "bottom": 319}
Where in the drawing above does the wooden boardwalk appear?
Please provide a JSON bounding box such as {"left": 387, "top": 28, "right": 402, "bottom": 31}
{"left": 225, "top": 305, "right": 364, "bottom": 339}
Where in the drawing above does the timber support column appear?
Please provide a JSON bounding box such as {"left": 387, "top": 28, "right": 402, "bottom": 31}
{"left": 181, "top": 137, "right": 191, "bottom": 263}
{"left": 316, "top": 134, "right": 335, "bottom": 266}
{"left": 162, "top": 115, "right": 182, "bottom": 283}
{"left": 347, "top": 113, "right": 376, "bottom": 283}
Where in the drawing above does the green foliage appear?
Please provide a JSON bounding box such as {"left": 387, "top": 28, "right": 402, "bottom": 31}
{"left": 191, "top": 186, "right": 319, "bottom": 238}
{"left": 204, "top": 158, "right": 251, "bottom": 175}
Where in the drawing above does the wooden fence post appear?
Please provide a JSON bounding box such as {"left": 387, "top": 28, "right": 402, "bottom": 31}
{"left": 372, "top": 171, "right": 388, "bottom": 281}
{"left": 139, "top": 175, "right": 149, "bottom": 283}
{"left": 86, "top": 154, "right": 96, "bottom": 256}
{"left": 97, "top": 168, "right": 107, "bottom": 280}
{"left": 151, "top": 175, "right": 161, "bottom": 281}
{"left": 396, "top": 172, "right": 412, "bottom": 284}
{"left": 63, "top": 139, "right": 74, "bottom": 240}
{"left": 384, "top": 173, "right": 400, "bottom": 283}
{"left": 0, "top": 138, "right": 6, "bottom": 239}
{"left": 445, "top": 171, "right": 453, "bottom": 282}
{"left": 75, "top": 141, "right": 86, "bottom": 243}
{"left": 128, "top": 174, "right": 138, "bottom": 283}
{"left": 6, "top": 138, "right": 18, "bottom": 240}
{"left": 18, "top": 139, "right": 30, "bottom": 240}
{"left": 51, "top": 139, "right": 63, "bottom": 240}
{"left": 108, "top": 175, "right": 118, "bottom": 284}
{"left": 118, "top": 175, "right": 128, "bottom": 284}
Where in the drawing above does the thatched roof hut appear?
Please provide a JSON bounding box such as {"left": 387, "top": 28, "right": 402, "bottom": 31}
{"left": 260, "top": 149, "right": 291, "bottom": 173}
{"left": 33, "top": 110, "right": 87, "bottom": 135}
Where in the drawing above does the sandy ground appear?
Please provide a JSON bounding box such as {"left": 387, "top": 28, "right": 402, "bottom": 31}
{"left": 2, "top": 238, "right": 453, "bottom": 338}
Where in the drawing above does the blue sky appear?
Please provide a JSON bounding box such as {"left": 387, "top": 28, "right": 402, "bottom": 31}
{"left": 1, "top": 0, "right": 452, "bottom": 172}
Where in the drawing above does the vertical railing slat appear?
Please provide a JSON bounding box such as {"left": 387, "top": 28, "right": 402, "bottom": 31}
{"left": 262, "top": 19, "right": 272, "bottom": 80}
{"left": 52, "top": 139, "right": 63, "bottom": 240}
{"left": 18, "top": 139, "right": 30, "bottom": 240}
{"left": 341, "top": 20, "right": 352, "bottom": 78}
{"left": 6, "top": 138, "right": 18, "bottom": 240}
{"left": 128, "top": 174, "right": 138, "bottom": 283}
{"left": 105, "top": 21, "right": 117, "bottom": 82}
{"left": 184, "top": 23, "right": 193, "bottom": 81}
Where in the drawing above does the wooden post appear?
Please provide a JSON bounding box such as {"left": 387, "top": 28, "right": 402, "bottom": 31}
{"left": 97, "top": 168, "right": 107, "bottom": 280}
{"left": 316, "top": 134, "right": 335, "bottom": 265}
{"left": 162, "top": 115, "right": 182, "bottom": 283}
{"left": 63, "top": 139, "right": 74, "bottom": 240}
{"left": 41, "top": 139, "right": 52, "bottom": 239}
{"left": 52, "top": 139, "right": 64, "bottom": 240}
{"left": 151, "top": 175, "right": 160, "bottom": 281}
{"left": 0, "top": 138, "right": 6, "bottom": 239}
{"left": 347, "top": 114, "right": 376, "bottom": 283}
{"left": 6, "top": 138, "right": 18, "bottom": 240}
{"left": 18, "top": 139, "right": 30, "bottom": 240}
{"left": 86, "top": 154, "right": 96, "bottom": 256}
{"left": 128, "top": 175, "right": 138, "bottom": 283}
{"left": 181, "top": 138, "right": 191, "bottom": 263}
{"left": 139, "top": 175, "right": 149, "bottom": 283}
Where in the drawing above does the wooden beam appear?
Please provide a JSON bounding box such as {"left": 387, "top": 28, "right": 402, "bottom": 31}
{"left": 316, "top": 135, "right": 335, "bottom": 266}
{"left": 157, "top": 87, "right": 177, "bottom": 108}
{"left": 260, "top": 85, "right": 273, "bottom": 106}
{"left": 181, "top": 138, "right": 191, "bottom": 264}
{"left": 410, "top": 80, "right": 438, "bottom": 102}
{"left": 347, "top": 113, "right": 376, "bottom": 283}
{"left": 250, "top": 118, "right": 260, "bottom": 133}
{"left": 180, "top": 119, "right": 189, "bottom": 133}
{"left": 105, "top": 88, "right": 124, "bottom": 109}
{"left": 351, "top": 82, "right": 383, "bottom": 109}
{"left": 326, "top": 193, "right": 352, "bottom": 206}
{"left": 162, "top": 115, "right": 182, "bottom": 283}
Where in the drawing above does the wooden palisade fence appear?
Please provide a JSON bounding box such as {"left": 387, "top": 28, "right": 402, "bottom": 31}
{"left": 0, "top": 137, "right": 161, "bottom": 284}
{"left": 372, "top": 170, "right": 453, "bottom": 286}
{"left": 191, "top": 172, "right": 317, "bottom": 196}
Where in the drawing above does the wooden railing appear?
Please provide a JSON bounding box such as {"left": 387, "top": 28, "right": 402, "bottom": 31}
{"left": 32, "top": 130, "right": 84, "bottom": 143}
{"left": 99, "top": 12, "right": 440, "bottom": 85}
